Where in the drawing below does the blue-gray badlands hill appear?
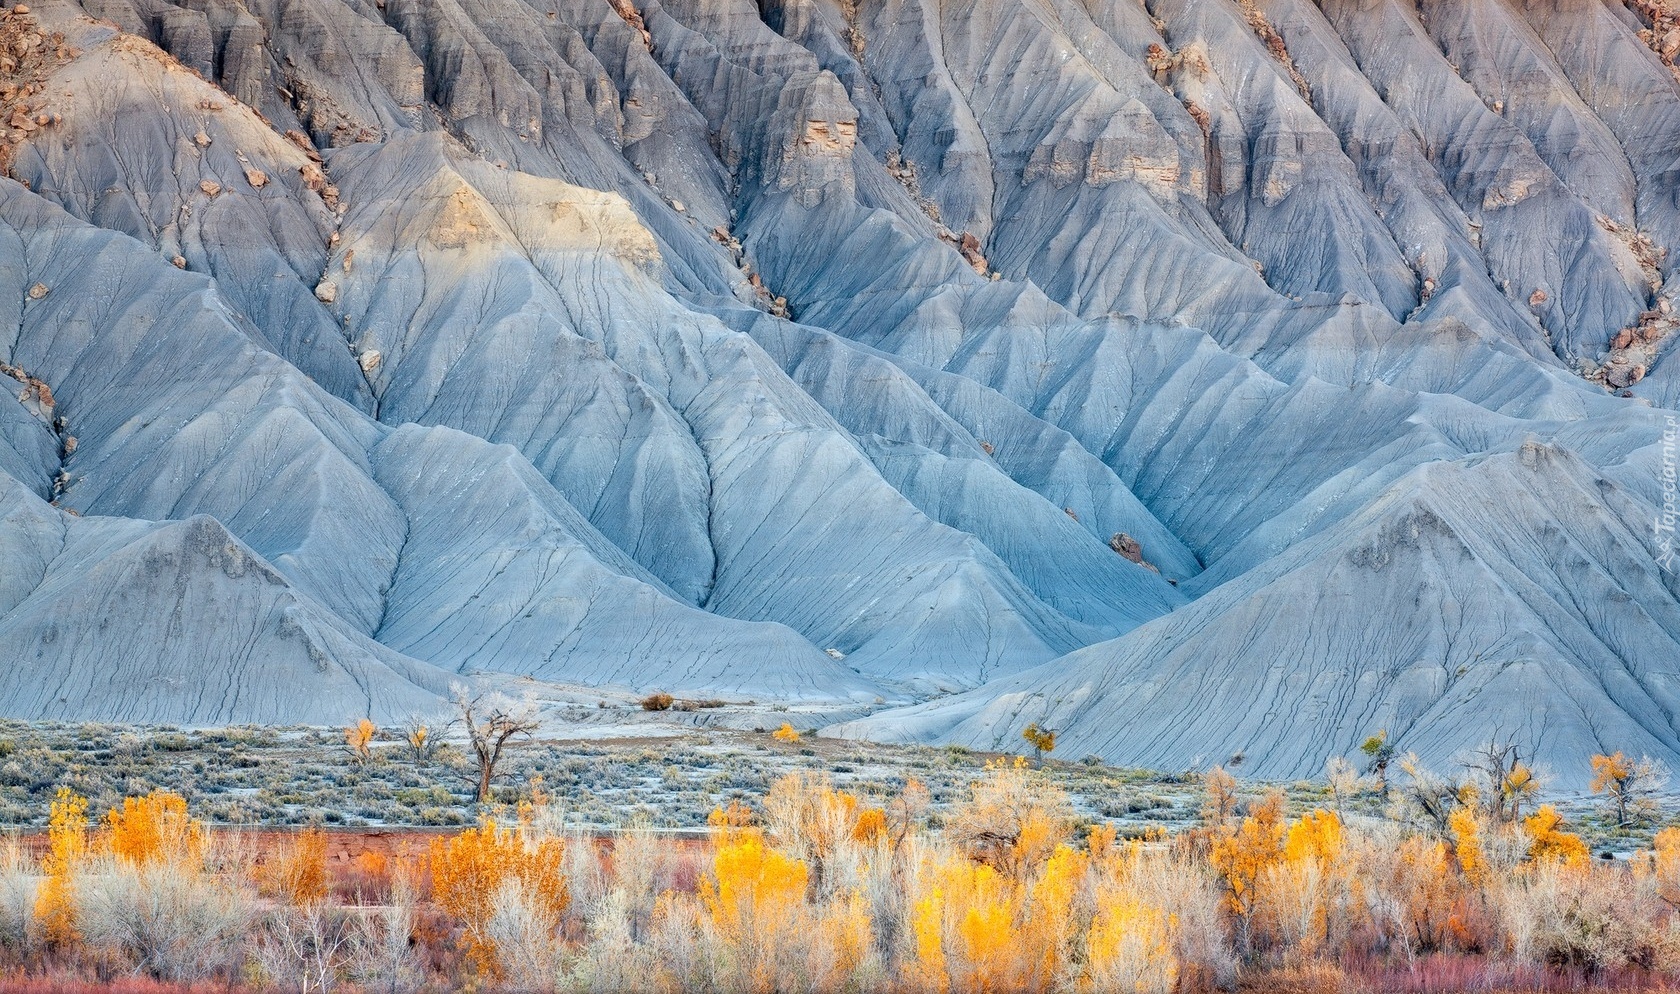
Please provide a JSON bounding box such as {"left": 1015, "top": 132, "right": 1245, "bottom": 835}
{"left": 2, "top": 0, "right": 1679, "bottom": 783}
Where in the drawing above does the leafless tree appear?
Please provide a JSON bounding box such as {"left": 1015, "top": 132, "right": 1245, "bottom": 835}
{"left": 1325, "top": 755, "right": 1362, "bottom": 815}
{"left": 1389, "top": 753, "right": 1462, "bottom": 836}
{"left": 452, "top": 686, "right": 541, "bottom": 804}
{"left": 1461, "top": 735, "right": 1541, "bottom": 823}
{"left": 257, "top": 903, "right": 355, "bottom": 994}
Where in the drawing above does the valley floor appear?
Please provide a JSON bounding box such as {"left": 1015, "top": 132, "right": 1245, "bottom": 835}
{"left": 0, "top": 722, "right": 1675, "bottom": 991}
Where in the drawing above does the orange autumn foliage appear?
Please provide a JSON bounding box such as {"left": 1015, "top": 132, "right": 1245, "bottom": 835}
{"left": 852, "top": 806, "right": 889, "bottom": 846}
{"left": 260, "top": 826, "right": 329, "bottom": 905}
{"left": 34, "top": 787, "right": 87, "bottom": 946}
{"left": 1283, "top": 809, "right": 1343, "bottom": 866}
{"left": 102, "top": 790, "right": 203, "bottom": 870}
{"left": 1449, "top": 808, "right": 1489, "bottom": 887}
{"left": 1651, "top": 826, "right": 1680, "bottom": 905}
{"left": 1209, "top": 793, "right": 1286, "bottom": 921}
{"left": 1523, "top": 804, "right": 1589, "bottom": 868}
{"left": 428, "top": 818, "right": 567, "bottom": 976}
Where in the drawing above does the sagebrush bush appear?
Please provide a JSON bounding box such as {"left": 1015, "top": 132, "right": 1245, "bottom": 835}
{"left": 77, "top": 855, "right": 253, "bottom": 982}
{"left": 0, "top": 836, "right": 38, "bottom": 963}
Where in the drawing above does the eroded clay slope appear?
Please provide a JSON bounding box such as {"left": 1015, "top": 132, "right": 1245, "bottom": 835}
{"left": 0, "top": 0, "right": 1677, "bottom": 779}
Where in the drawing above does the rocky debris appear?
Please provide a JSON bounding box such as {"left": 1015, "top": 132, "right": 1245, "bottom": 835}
{"left": 1145, "top": 43, "right": 1175, "bottom": 76}
{"left": 710, "top": 224, "right": 744, "bottom": 262}
{"left": 959, "top": 232, "right": 988, "bottom": 275}
{"left": 1597, "top": 214, "right": 1667, "bottom": 292}
{"left": 742, "top": 264, "right": 790, "bottom": 317}
{"left": 1628, "top": 0, "right": 1680, "bottom": 84}
{"left": 606, "top": 0, "right": 652, "bottom": 51}
{"left": 1602, "top": 355, "right": 1647, "bottom": 388}
{"left": 884, "top": 149, "right": 946, "bottom": 225}
{"left": 284, "top": 129, "right": 321, "bottom": 161}
{"left": 1235, "top": 0, "right": 1311, "bottom": 101}
{"left": 198, "top": 179, "right": 220, "bottom": 197}
{"left": 0, "top": 3, "right": 72, "bottom": 173}
{"left": 299, "top": 161, "right": 342, "bottom": 211}
{"left": 937, "top": 229, "right": 990, "bottom": 277}
{"left": 1108, "top": 533, "right": 1159, "bottom": 573}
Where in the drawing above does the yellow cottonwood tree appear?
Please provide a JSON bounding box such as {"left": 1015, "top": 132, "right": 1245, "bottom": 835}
{"left": 428, "top": 818, "right": 567, "bottom": 976}
{"left": 1449, "top": 808, "right": 1489, "bottom": 888}
{"left": 35, "top": 787, "right": 87, "bottom": 946}
{"left": 103, "top": 789, "right": 203, "bottom": 870}
{"left": 345, "top": 718, "right": 376, "bottom": 762}
{"left": 1025, "top": 844, "right": 1084, "bottom": 985}
{"left": 1085, "top": 890, "right": 1177, "bottom": 994}
{"left": 260, "top": 826, "right": 329, "bottom": 905}
{"left": 1523, "top": 804, "right": 1589, "bottom": 868}
{"left": 700, "top": 834, "right": 812, "bottom": 993}
{"left": 1209, "top": 792, "right": 1285, "bottom": 942}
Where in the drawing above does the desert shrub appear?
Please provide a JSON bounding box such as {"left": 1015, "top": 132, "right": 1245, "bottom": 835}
{"left": 640, "top": 693, "right": 674, "bottom": 712}
{"left": 349, "top": 863, "right": 425, "bottom": 994}
{"left": 568, "top": 886, "right": 678, "bottom": 993}
{"left": 1085, "top": 856, "right": 1179, "bottom": 994}
{"left": 1112, "top": 837, "right": 1234, "bottom": 990}
{"left": 253, "top": 900, "right": 356, "bottom": 994}
{"left": 0, "top": 836, "right": 38, "bottom": 963}
{"left": 333, "top": 850, "right": 397, "bottom": 905}
{"left": 1497, "top": 860, "right": 1660, "bottom": 975}
{"left": 76, "top": 852, "right": 253, "bottom": 982}
{"left": 762, "top": 773, "right": 871, "bottom": 894}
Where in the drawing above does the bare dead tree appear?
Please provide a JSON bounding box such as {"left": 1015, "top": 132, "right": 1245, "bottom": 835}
{"left": 1461, "top": 735, "right": 1540, "bottom": 823}
{"left": 451, "top": 686, "right": 540, "bottom": 804}
{"left": 1391, "top": 753, "right": 1462, "bottom": 836}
